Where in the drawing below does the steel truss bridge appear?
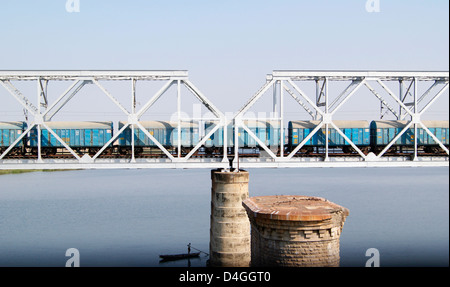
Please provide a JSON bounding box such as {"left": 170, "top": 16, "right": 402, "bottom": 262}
{"left": 0, "top": 70, "right": 448, "bottom": 170}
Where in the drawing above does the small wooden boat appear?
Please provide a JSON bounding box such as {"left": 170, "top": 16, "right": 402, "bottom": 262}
{"left": 159, "top": 252, "right": 200, "bottom": 261}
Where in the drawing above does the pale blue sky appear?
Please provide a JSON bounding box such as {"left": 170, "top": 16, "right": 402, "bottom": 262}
{"left": 0, "top": 0, "right": 448, "bottom": 118}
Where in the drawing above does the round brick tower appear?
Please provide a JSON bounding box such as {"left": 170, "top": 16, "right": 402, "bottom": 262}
{"left": 242, "top": 195, "right": 349, "bottom": 267}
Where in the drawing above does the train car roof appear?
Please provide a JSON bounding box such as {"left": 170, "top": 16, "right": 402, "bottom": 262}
{"left": 0, "top": 121, "right": 27, "bottom": 129}
{"left": 371, "top": 120, "right": 449, "bottom": 128}
{"left": 243, "top": 120, "right": 281, "bottom": 128}
{"left": 43, "top": 121, "right": 113, "bottom": 129}
{"left": 119, "top": 121, "right": 199, "bottom": 128}
{"left": 421, "top": 120, "right": 449, "bottom": 128}
{"left": 289, "top": 120, "right": 370, "bottom": 129}
{"left": 205, "top": 120, "right": 281, "bottom": 128}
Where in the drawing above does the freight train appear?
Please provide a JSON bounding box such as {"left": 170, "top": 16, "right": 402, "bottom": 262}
{"left": 0, "top": 120, "right": 448, "bottom": 159}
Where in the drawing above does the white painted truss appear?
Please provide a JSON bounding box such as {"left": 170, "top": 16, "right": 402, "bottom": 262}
{"left": 0, "top": 70, "right": 227, "bottom": 169}
{"left": 0, "top": 70, "right": 448, "bottom": 170}
{"left": 232, "top": 70, "right": 449, "bottom": 167}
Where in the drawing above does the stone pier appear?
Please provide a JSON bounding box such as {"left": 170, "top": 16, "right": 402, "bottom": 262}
{"left": 242, "top": 195, "right": 349, "bottom": 267}
{"left": 209, "top": 169, "right": 251, "bottom": 267}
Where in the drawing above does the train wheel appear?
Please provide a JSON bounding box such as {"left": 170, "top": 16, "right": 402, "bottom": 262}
{"left": 425, "top": 146, "right": 444, "bottom": 154}
{"left": 135, "top": 147, "right": 143, "bottom": 155}
{"left": 104, "top": 147, "right": 113, "bottom": 156}
{"left": 119, "top": 147, "right": 129, "bottom": 155}
{"left": 206, "top": 147, "right": 215, "bottom": 157}
{"left": 302, "top": 147, "right": 314, "bottom": 154}
{"left": 89, "top": 148, "right": 100, "bottom": 156}
{"left": 43, "top": 147, "right": 56, "bottom": 156}
{"left": 342, "top": 146, "right": 353, "bottom": 154}
{"left": 361, "top": 147, "right": 370, "bottom": 155}
{"left": 388, "top": 146, "right": 397, "bottom": 153}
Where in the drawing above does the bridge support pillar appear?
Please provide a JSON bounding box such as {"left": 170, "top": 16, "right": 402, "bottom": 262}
{"left": 243, "top": 195, "right": 349, "bottom": 267}
{"left": 209, "top": 169, "right": 251, "bottom": 267}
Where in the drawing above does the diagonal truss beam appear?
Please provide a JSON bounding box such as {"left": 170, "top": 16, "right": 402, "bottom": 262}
{"left": 372, "top": 79, "right": 449, "bottom": 157}
{"left": 364, "top": 81, "right": 400, "bottom": 119}
{"left": 44, "top": 80, "right": 87, "bottom": 121}
{"left": 183, "top": 79, "right": 225, "bottom": 119}
{"left": 40, "top": 122, "right": 81, "bottom": 160}
{"left": 329, "top": 122, "right": 367, "bottom": 158}
{"left": 375, "top": 121, "right": 415, "bottom": 158}
{"left": 418, "top": 81, "right": 442, "bottom": 104}
{"left": 419, "top": 122, "right": 449, "bottom": 155}
{"left": 419, "top": 82, "right": 449, "bottom": 115}
{"left": 287, "top": 79, "right": 325, "bottom": 118}
{"left": 282, "top": 83, "right": 315, "bottom": 119}
{"left": 330, "top": 80, "right": 365, "bottom": 115}
{"left": 240, "top": 122, "right": 277, "bottom": 159}
{"left": 286, "top": 121, "right": 325, "bottom": 160}
{"left": 92, "top": 123, "right": 129, "bottom": 161}
{"left": 92, "top": 80, "right": 130, "bottom": 116}
{"left": 184, "top": 120, "right": 222, "bottom": 160}
{"left": 0, "top": 122, "right": 35, "bottom": 160}
{"left": 235, "top": 79, "right": 276, "bottom": 119}
{"left": 0, "top": 80, "right": 38, "bottom": 115}
{"left": 376, "top": 79, "right": 415, "bottom": 118}
{"left": 329, "top": 80, "right": 363, "bottom": 112}
{"left": 135, "top": 121, "right": 175, "bottom": 160}
{"left": 182, "top": 79, "right": 228, "bottom": 161}
{"left": 130, "top": 78, "right": 227, "bottom": 162}
{"left": 136, "top": 80, "right": 175, "bottom": 118}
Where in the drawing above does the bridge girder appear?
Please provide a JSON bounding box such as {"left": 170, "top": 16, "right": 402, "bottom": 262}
{"left": 0, "top": 70, "right": 448, "bottom": 170}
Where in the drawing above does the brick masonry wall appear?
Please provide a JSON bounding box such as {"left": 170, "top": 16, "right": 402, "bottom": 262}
{"left": 209, "top": 170, "right": 251, "bottom": 267}
{"left": 248, "top": 211, "right": 347, "bottom": 267}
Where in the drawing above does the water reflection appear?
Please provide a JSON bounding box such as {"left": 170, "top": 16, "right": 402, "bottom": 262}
{"left": 0, "top": 167, "right": 448, "bottom": 267}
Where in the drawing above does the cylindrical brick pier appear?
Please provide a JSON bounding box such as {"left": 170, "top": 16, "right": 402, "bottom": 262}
{"left": 242, "top": 195, "right": 349, "bottom": 267}
{"left": 209, "top": 169, "right": 251, "bottom": 267}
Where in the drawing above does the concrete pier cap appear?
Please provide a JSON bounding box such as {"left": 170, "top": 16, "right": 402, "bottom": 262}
{"left": 242, "top": 195, "right": 349, "bottom": 267}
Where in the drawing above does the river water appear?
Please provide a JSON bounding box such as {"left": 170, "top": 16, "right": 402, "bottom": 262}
{"left": 0, "top": 167, "right": 448, "bottom": 267}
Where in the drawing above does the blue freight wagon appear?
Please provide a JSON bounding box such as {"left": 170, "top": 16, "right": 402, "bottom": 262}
{"left": 370, "top": 120, "right": 449, "bottom": 148}
{"left": 0, "top": 122, "right": 27, "bottom": 154}
{"left": 237, "top": 120, "right": 280, "bottom": 148}
{"left": 118, "top": 121, "right": 200, "bottom": 148}
{"left": 288, "top": 120, "right": 370, "bottom": 150}
{"left": 204, "top": 122, "right": 233, "bottom": 148}
{"left": 205, "top": 120, "right": 281, "bottom": 148}
{"left": 29, "top": 121, "right": 113, "bottom": 148}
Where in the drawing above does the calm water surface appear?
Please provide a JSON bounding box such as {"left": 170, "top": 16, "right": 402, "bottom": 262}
{"left": 0, "top": 167, "right": 448, "bottom": 267}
